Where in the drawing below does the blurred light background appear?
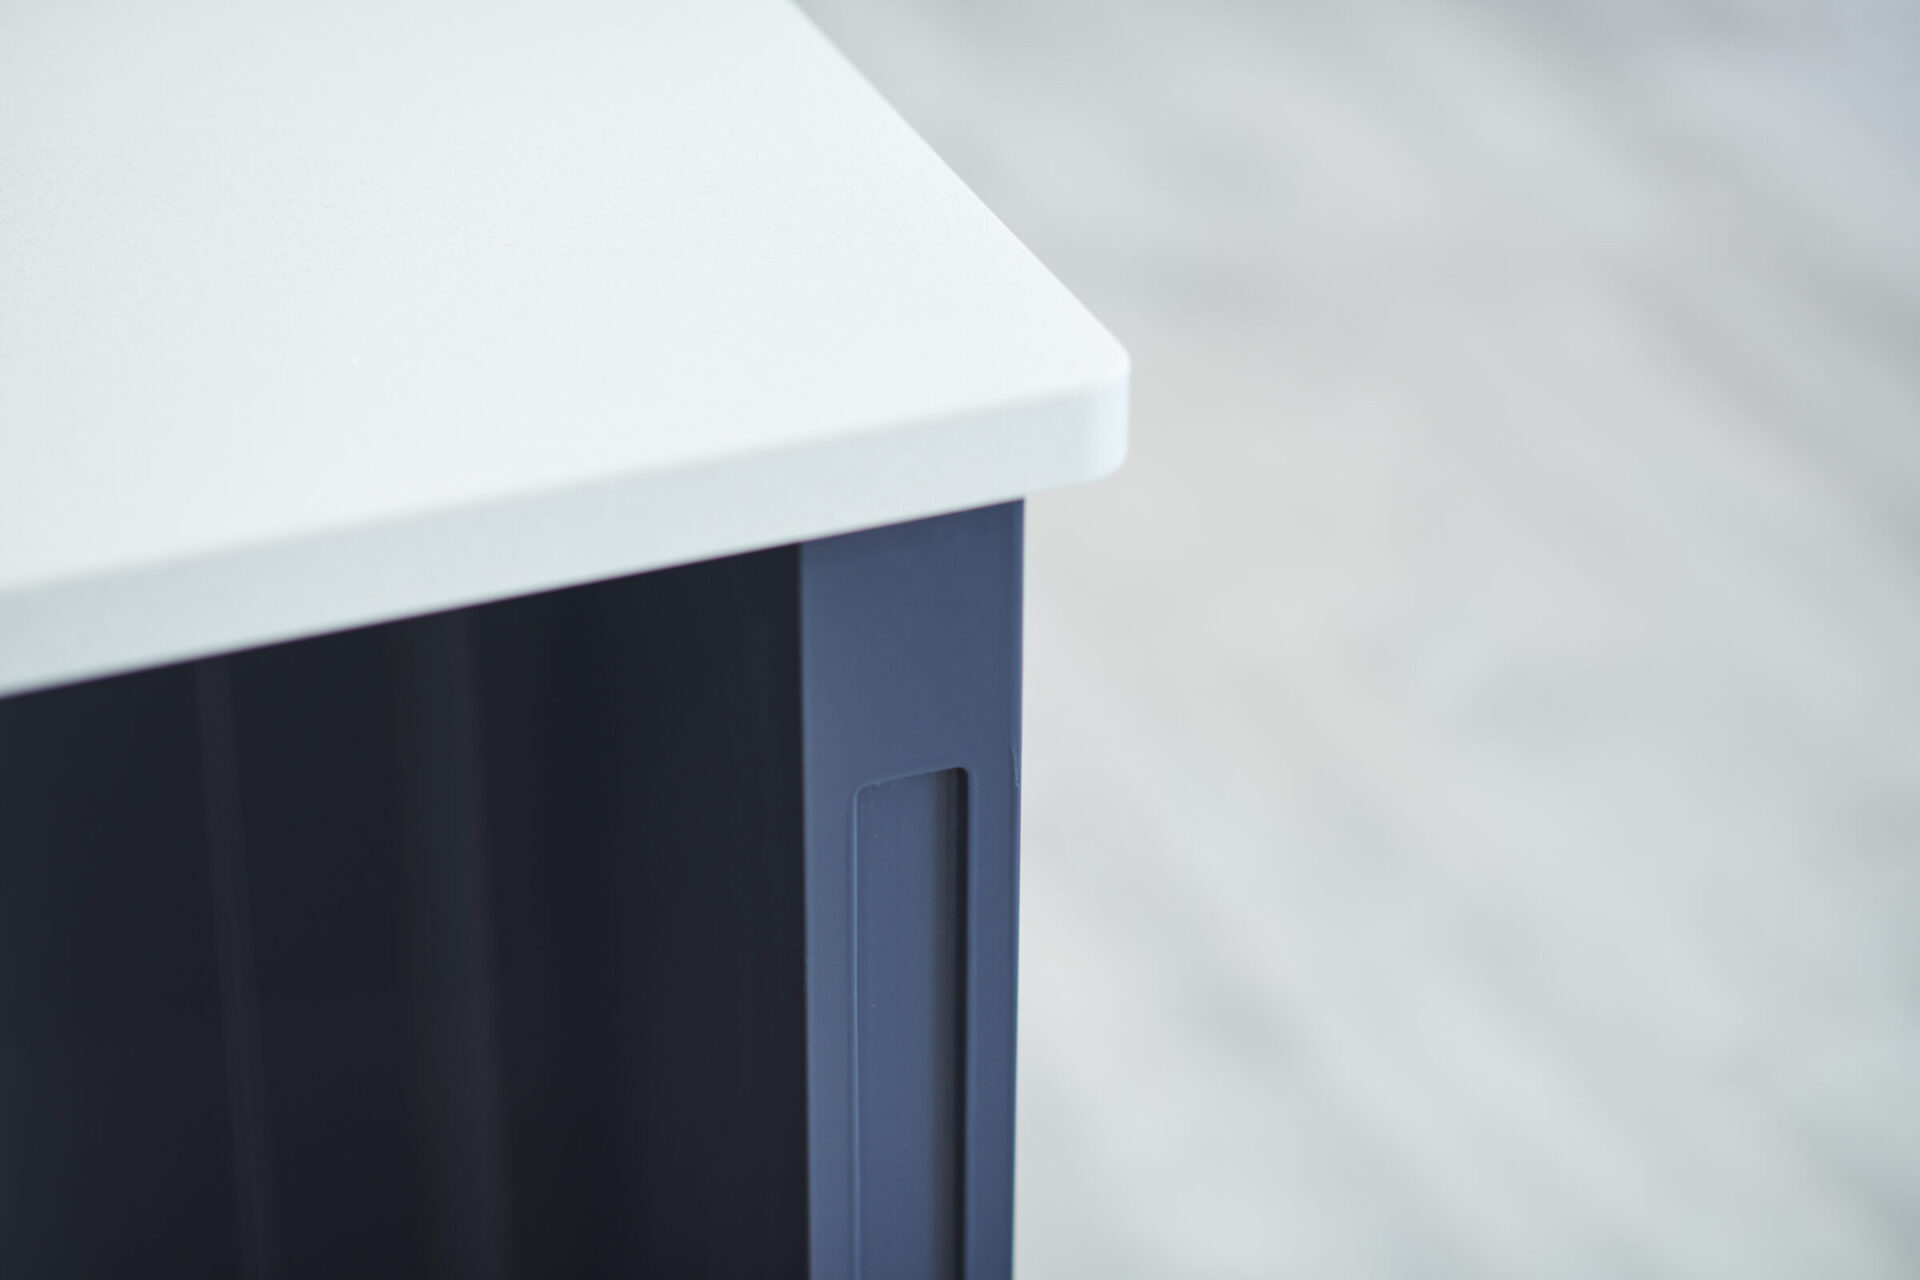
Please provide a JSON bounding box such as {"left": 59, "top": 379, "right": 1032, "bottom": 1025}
{"left": 798, "top": 1, "right": 1920, "bottom": 1276}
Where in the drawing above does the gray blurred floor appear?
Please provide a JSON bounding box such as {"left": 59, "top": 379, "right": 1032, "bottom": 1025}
{"left": 795, "top": 2, "right": 1920, "bottom": 1276}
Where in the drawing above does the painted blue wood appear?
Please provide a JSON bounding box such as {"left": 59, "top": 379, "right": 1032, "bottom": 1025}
{"left": 0, "top": 503, "right": 1024, "bottom": 1279}
{"left": 801, "top": 502, "right": 1024, "bottom": 1280}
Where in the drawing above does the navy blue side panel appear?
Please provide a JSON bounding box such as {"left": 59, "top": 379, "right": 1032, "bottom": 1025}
{"left": 800, "top": 502, "right": 1024, "bottom": 1280}
{"left": 0, "top": 547, "right": 816, "bottom": 1280}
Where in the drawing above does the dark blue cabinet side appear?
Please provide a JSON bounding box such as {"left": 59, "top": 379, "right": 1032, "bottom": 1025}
{"left": 0, "top": 502, "right": 1024, "bottom": 1280}
{"left": 800, "top": 502, "right": 1023, "bottom": 1280}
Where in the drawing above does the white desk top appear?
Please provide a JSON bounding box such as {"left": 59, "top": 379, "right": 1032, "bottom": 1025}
{"left": 0, "top": 0, "right": 1126, "bottom": 697}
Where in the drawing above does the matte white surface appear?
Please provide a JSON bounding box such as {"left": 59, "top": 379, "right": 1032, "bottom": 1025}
{"left": 0, "top": 0, "right": 1126, "bottom": 696}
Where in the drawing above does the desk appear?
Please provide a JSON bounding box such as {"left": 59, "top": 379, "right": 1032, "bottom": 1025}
{"left": 0, "top": 2, "right": 1126, "bottom": 1276}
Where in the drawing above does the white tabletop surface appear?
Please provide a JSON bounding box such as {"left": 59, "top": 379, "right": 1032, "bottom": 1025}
{"left": 0, "top": 0, "right": 1126, "bottom": 697}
